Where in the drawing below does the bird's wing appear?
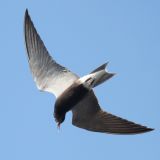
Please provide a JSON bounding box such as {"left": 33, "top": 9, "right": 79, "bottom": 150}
{"left": 72, "top": 91, "right": 153, "bottom": 134}
{"left": 24, "top": 10, "right": 78, "bottom": 97}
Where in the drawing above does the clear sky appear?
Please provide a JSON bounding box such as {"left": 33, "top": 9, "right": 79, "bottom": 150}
{"left": 0, "top": 0, "right": 159, "bottom": 160}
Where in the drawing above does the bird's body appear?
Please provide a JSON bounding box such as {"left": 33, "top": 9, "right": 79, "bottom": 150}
{"left": 54, "top": 65, "right": 112, "bottom": 126}
{"left": 54, "top": 81, "right": 89, "bottom": 125}
{"left": 24, "top": 9, "right": 153, "bottom": 134}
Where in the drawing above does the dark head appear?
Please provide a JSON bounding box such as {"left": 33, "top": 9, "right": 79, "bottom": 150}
{"left": 54, "top": 80, "right": 90, "bottom": 129}
{"left": 54, "top": 112, "right": 65, "bottom": 128}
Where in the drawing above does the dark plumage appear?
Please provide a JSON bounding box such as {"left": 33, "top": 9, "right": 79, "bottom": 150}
{"left": 24, "top": 9, "right": 154, "bottom": 134}
{"left": 54, "top": 81, "right": 89, "bottom": 125}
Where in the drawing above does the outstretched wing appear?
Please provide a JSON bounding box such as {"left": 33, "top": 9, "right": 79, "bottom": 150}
{"left": 24, "top": 10, "right": 78, "bottom": 97}
{"left": 72, "top": 91, "right": 153, "bottom": 134}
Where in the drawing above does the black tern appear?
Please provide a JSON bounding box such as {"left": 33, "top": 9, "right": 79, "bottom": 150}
{"left": 24, "top": 9, "right": 153, "bottom": 134}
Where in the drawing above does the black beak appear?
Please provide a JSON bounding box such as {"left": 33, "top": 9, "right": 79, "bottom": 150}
{"left": 57, "top": 122, "right": 61, "bottom": 129}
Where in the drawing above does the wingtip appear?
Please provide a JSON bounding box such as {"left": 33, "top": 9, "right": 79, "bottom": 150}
{"left": 25, "top": 9, "right": 28, "bottom": 16}
{"left": 146, "top": 127, "right": 154, "bottom": 132}
{"left": 137, "top": 127, "right": 154, "bottom": 134}
{"left": 25, "top": 9, "right": 30, "bottom": 21}
{"left": 25, "top": 8, "right": 28, "bottom": 13}
{"left": 24, "top": 9, "right": 32, "bottom": 32}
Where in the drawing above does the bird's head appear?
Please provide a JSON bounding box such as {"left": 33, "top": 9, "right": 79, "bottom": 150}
{"left": 54, "top": 113, "right": 65, "bottom": 129}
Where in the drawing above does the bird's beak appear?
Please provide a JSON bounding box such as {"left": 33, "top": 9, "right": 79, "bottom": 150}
{"left": 57, "top": 122, "right": 61, "bottom": 129}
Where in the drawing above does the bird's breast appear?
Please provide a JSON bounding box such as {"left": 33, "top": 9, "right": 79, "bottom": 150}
{"left": 54, "top": 81, "right": 90, "bottom": 117}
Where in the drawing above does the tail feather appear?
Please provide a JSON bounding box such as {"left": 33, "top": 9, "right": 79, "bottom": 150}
{"left": 91, "top": 62, "right": 109, "bottom": 74}
{"left": 90, "top": 62, "right": 115, "bottom": 88}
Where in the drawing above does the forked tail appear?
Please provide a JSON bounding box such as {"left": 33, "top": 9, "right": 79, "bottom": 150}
{"left": 90, "top": 62, "right": 115, "bottom": 88}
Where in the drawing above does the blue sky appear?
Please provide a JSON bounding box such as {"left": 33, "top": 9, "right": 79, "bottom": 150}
{"left": 0, "top": 0, "right": 159, "bottom": 160}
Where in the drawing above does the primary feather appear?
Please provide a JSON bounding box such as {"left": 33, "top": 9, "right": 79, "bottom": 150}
{"left": 24, "top": 10, "right": 78, "bottom": 98}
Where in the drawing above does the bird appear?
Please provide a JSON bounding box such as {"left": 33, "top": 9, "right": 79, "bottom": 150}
{"left": 24, "top": 9, "right": 154, "bottom": 134}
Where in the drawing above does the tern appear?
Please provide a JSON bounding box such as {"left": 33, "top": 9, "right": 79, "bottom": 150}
{"left": 24, "top": 9, "right": 153, "bottom": 134}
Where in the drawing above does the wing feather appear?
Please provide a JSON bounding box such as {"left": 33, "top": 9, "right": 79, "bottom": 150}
{"left": 24, "top": 10, "right": 78, "bottom": 97}
{"left": 72, "top": 91, "right": 153, "bottom": 134}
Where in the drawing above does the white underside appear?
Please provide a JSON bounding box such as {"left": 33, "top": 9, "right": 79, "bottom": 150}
{"left": 78, "top": 70, "right": 106, "bottom": 89}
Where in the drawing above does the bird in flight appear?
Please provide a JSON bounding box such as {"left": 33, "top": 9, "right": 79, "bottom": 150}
{"left": 24, "top": 9, "right": 153, "bottom": 134}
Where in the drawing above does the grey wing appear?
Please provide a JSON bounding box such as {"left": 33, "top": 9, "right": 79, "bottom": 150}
{"left": 72, "top": 91, "right": 153, "bottom": 134}
{"left": 24, "top": 10, "right": 78, "bottom": 97}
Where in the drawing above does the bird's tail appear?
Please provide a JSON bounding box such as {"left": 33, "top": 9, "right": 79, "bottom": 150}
{"left": 90, "top": 62, "right": 115, "bottom": 88}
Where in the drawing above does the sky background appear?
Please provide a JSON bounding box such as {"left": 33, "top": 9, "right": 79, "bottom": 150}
{"left": 0, "top": 0, "right": 159, "bottom": 160}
